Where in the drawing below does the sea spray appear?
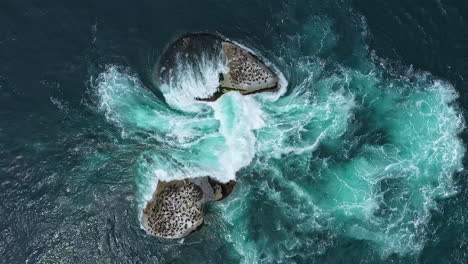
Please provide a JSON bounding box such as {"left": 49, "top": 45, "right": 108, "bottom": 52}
{"left": 94, "top": 61, "right": 268, "bottom": 217}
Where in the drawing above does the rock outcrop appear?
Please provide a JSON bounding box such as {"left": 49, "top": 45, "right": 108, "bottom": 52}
{"left": 158, "top": 33, "right": 280, "bottom": 101}
{"left": 141, "top": 177, "right": 236, "bottom": 239}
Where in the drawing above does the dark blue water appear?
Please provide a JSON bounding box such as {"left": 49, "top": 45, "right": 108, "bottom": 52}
{"left": 1, "top": 1, "right": 468, "bottom": 263}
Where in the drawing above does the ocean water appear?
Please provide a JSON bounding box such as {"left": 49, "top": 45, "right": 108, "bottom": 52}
{"left": 1, "top": 1, "right": 468, "bottom": 263}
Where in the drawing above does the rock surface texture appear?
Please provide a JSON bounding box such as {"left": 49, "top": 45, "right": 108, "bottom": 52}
{"left": 142, "top": 177, "right": 236, "bottom": 239}
{"left": 142, "top": 180, "right": 205, "bottom": 239}
{"left": 220, "top": 42, "right": 279, "bottom": 94}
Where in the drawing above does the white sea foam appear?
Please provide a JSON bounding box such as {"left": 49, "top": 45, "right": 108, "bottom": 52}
{"left": 93, "top": 40, "right": 284, "bottom": 217}
{"left": 160, "top": 52, "right": 228, "bottom": 112}
{"left": 211, "top": 93, "right": 265, "bottom": 182}
{"left": 151, "top": 41, "right": 278, "bottom": 183}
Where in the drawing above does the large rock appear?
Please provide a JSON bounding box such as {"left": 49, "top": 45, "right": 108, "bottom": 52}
{"left": 158, "top": 33, "right": 280, "bottom": 101}
{"left": 220, "top": 42, "right": 279, "bottom": 94}
{"left": 141, "top": 177, "right": 236, "bottom": 239}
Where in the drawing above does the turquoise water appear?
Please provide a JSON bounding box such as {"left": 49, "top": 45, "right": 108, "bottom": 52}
{"left": 2, "top": 0, "right": 468, "bottom": 263}
{"left": 93, "top": 11, "right": 464, "bottom": 262}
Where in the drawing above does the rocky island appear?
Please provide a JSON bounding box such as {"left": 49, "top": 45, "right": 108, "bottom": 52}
{"left": 143, "top": 33, "right": 280, "bottom": 239}
{"left": 159, "top": 33, "right": 280, "bottom": 101}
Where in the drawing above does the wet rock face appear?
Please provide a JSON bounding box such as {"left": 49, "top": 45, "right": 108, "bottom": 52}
{"left": 158, "top": 33, "right": 280, "bottom": 101}
{"left": 158, "top": 33, "right": 223, "bottom": 87}
{"left": 208, "top": 177, "right": 236, "bottom": 201}
{"left": 142, "top": 177, "right": 236, "bottom": 239}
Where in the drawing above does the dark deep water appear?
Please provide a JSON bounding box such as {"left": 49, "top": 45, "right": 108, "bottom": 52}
{"left": 1, "top": 1, "right": 468, "bottom": 263}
